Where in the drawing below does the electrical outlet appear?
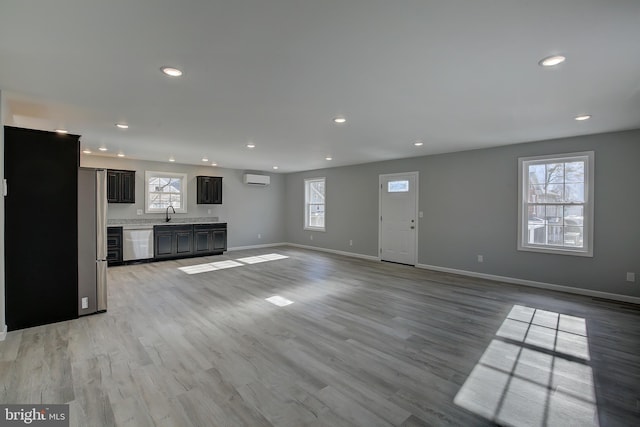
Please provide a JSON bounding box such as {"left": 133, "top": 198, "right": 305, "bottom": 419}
{"left": 81, "top": 297, "right": 89, "bottom": 309}
{"left": 419, "top": 211, "right": 424, "bottom": 218}
{"left": 258, "top": 233, "right": 261, "bottom": 239}
{"left": 136, "top": 209, "right": 143, "bottom": 215}
{"left": 310, "top": 235, "right": 313, "bottom": 240}
{"left": 477, "top": 255, "right": 484, "bottom": 263}
{"left": 349, "top": 240, "right": 353, "bottom": 246}
{"left": 627, "top": 272, "right": 636, "bottom": 282}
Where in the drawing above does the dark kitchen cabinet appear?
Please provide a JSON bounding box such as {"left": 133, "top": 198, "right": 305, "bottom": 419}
{"left": 154, "top": 225, "right": 194, "bottom": 260}
{"left": 194, "top": 223, "right": 227, "bottom": 255}
{"left": 107, "top": 227, "right": 123, "bottom": 266}
{"left": 4, "top": 126, "right": 79, "bottom": 331}
{"left": 154, "top": 228, "right": 173, "bottom": 258}
{"left": 196, "top": 176, "right": 222, "bottom": 204}
{"left": 155, "top": 223, "right": 226, "bottom": 260}
{"left": 107, "top": 169, "right": 135, "bottom": 203}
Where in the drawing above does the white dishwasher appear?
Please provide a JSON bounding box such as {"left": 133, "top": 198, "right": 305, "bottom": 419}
{"left": 123, "top": 225, "right": 154, "bottom": 261}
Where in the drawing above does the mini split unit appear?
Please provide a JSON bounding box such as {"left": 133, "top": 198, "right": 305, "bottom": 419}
{"left": 243, "top": 173, "right": 270, "bottom": 186}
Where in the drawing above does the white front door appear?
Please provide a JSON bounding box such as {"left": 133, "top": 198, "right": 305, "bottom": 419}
{"left": 379, "top": 172, "right": 418, "bottom": 265}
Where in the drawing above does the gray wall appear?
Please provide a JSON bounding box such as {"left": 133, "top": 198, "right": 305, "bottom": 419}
{"left": 81, "top": 156, "right": 285, "bottom": 248}
{"left": 285, "top": 129, "right": 640, "bottom": 298}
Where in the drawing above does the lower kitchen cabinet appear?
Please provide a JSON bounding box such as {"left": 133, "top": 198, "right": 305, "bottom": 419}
{"left": 154, "top": 225, "right": 193, "bottom": 260}
{"left": 107, "top": 227, "right": 123, "bottom": 266}
{"left": 154, "top": 223, "right": 225, "bottom": 260}
{"left": 154, "top": 228, "right": 173, "bottom": 258}
{"left": 194, "top": 223, "right": 227, "bottom": 255}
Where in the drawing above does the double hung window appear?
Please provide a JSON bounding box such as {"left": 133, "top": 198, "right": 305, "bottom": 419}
{"left": 518, "top": 152, "right": 594, "bottom": 256}
{"left": 305, "top": 178, "right": 326, "bottom": 231}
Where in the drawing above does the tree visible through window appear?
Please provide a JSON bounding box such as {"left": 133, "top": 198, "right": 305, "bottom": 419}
{"left": 145, "top": 171, "right": 188, "bottom": 213}
{"left": 518, "top": 152, "right": 594, "bottom": 256}
{"left": 305, "top": 178, "right": 325, "bottom": 230}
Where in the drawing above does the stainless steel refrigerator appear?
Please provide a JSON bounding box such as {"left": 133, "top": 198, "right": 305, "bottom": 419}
{"left": 78, "top": 168, "right": 108, "bottom": 315}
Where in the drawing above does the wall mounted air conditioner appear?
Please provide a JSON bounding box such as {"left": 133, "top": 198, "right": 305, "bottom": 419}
{"left": 243, "top": 173, "right": 270, "bottom": 186}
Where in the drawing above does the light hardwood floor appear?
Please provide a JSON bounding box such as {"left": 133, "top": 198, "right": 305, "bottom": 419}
{"left": 1, "top": 247, "right": 639, "bottom": 426}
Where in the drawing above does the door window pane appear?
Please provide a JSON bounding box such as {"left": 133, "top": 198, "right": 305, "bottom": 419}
{"left": 388, "top": 180, "right": 409, "bottom": 192}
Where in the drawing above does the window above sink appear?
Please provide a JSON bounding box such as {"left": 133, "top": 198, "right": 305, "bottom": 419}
{"left": 145, "top": 171, "right": 188, "bottom": 214}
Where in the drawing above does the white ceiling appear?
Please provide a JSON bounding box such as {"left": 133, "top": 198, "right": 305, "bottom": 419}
{"left": 1, "top": 0, "right": 639, "bottom": 173}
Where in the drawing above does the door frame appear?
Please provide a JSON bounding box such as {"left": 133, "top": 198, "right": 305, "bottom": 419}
{"left": 378, "top": 171, "right": 419, "bottom": 265}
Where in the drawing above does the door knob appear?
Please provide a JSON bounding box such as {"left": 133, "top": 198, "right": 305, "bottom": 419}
{"left": 410, "top": 226, "right": 415, "bottom": 229}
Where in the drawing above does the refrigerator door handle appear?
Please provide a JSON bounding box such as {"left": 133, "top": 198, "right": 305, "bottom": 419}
{"left": 96, "top": 260, "right": 108, "bottom": 312}
{"left": 96, "top": 169, "right": 108, "bottom": 261}
{"left": 96, "top": 169, "right": 108, "bottom": 312}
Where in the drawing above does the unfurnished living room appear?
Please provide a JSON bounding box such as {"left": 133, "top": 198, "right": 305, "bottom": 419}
{"left": 0, "top": 1, "right": 639, "bottom": 426}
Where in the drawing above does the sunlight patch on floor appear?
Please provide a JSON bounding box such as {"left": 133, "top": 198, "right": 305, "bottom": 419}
{"left": 178, "top": 253, "right": 289, "bottom": 275}
{"left": 454, "top": 305, "right": 598, "bottom": 427}
{"left": 265, "top": 295, "right": 294, "bottom": 307}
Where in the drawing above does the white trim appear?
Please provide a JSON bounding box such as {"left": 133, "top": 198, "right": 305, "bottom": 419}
{"left": 227, "top": 243, "right": 286, "bottom": 251}
{"left": 304, "top": 177, "right": 326, "bottom": 232}
{"left": 378, "top": 171, "right": 419, "bottom": 266}
{"left": 517, "top": 151, "right": 594, "bottom": 257}
{"left": 0, "top": 324, "right": 6, "bottom": 341}
{"left": 416, "top": 263, "right": 640, "bottom": 305}
{"left": 285, "top": 243, "right": 380, "bottom": 262}
{"left": 145, "top": 170, "right": 188, "bottom": 214}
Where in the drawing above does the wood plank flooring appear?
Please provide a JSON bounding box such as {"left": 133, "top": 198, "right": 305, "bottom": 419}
{"left": 1, "top": 246, "right": 639, "bottom": 426}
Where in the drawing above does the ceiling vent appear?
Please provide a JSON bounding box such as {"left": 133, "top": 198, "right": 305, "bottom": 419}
{"left": 243, "top": 173, "right": 270, "bottom": 186}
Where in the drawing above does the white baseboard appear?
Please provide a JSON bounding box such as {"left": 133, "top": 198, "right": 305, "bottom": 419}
{"left": 226, "top": 242, "right": 287, "bottom": 252}
{"left": 0, "top": 324, "right": 6, "bottom": 341}
{"left": 285, "top": 243, "right": 380, "bottom": 262}
{"left": 417, "top": 263, "right": 640, "bottom": 305}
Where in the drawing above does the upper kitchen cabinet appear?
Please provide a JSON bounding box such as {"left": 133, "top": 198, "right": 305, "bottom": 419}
{"left": 107, "top": 169, "right": 135, "bottom": 203}
{"left": 196, "top": 176, "right": 222, "bottom": 204}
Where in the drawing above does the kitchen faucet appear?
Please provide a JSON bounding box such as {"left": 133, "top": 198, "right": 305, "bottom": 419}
{"left": 165, "top": 206, "right": 176, "bottom": 222}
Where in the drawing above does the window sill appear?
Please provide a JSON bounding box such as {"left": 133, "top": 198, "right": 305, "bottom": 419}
{"left": 517, "top": 245, "right": 593, "bottom": 257}
{"left": 146, "top": 209, "right": 188, "bottom": 214}
{"left": 304, "top": 227, "right": 326, "bottom": 232}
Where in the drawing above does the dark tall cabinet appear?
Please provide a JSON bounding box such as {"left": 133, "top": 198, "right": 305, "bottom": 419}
{"left": 4, "top": 126, "right": 80, "bottom": 331}
{"left": 196, "top": 176, "right": 222, "bottom": 204}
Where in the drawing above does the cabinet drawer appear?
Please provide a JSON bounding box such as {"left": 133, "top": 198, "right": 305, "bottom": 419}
{"left": 193, "top": 223, "right": 226, "bottom": 231}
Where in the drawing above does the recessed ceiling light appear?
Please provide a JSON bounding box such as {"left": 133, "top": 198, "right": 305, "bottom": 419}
{"left": 539, "top": 55, "right": 566, "bottom": 67}
{"left": 117, "top": 152, "right": 125, "bottom": 157}
{"left": 82, "top": 149, "right": 92, "bottom": 154}
{"left": 325, "top": 156, "right": 333, "bottom": 161}
{"left": 202, "top": 157, "right": 209, "bottom": 162}
{"left": 211, "top": 162, "right": 217, "bottom": 166}
{"left": 413, "top": 140, "right": 424, "bottom": 147}
{"left": 116, "top": 123, "right": 129, "bottom": 129}
{"left": 55, "top": 129, "right": 68, "bottom": 134}
{"left": 333, "top": 116, "right": 346, "bottom": 124}
{"left": 161, "top": 66, "right": 183, "bottom": 77}
{"left": 98, "top": 146, "right": 108, "bottom": 152}
{"left": 246, "top": 143, "right": 256, "bottom": 149}
{"left": 169, "top": 156, "right": 175, "bottom": 162}
{"left": 575, "top": 114, "right": 592, "bottom": 121}
{"left": 273, "top": 166, "right": 279, "bottom": 170}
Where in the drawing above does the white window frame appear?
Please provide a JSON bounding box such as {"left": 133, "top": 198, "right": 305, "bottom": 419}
{"left": 304, "top": 177, "right": 326, "bottom": 231}
{"left": 145, "top": 171, "right": 188, "bottom": 213}
{"left": 517, "top": 151, "right": 594, "bottom": 257}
